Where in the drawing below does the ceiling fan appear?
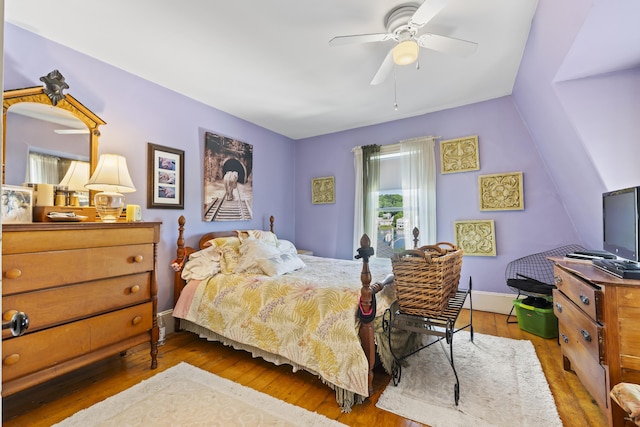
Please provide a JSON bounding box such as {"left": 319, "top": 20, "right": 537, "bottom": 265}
{"left": 329, "top": 0, "right": 478, "bottom": 85}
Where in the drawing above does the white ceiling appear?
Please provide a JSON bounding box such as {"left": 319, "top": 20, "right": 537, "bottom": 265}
{"left": 5, "top": 0, "right": 538, "bottom": 140}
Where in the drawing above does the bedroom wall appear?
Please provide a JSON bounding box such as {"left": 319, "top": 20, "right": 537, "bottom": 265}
{"left": 3, "top": 23, "right": 297, "bottom": 312}
{"left": 293, "top": 0, "right": 640, "bottom": 296}
{"left": 293, "top": 96, "right": 580, "bottom": 295}
{"left": 512, "top": 0, "right": 640, "bottom": 251}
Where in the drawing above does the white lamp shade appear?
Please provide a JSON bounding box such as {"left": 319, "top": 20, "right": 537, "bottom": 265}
{"left": 58, "top": 161, "right": 90, "bottom": 191}
{"left": 85, "top": 154, "right": 136, "bottom": 193}
{"left": 393, "top": 40, "right": 419, "bottom": 65}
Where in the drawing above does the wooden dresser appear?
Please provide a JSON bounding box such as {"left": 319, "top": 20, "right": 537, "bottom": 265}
{"left": 551, "top": 258, "right": 640, "bottom": 427}
{"left": 1, "top": 221, "right": 161, "bottom": 396}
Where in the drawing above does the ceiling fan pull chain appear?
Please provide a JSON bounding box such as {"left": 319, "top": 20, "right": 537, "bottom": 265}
{"left": 394, "top": 69, "right": 399, "bottom": 111}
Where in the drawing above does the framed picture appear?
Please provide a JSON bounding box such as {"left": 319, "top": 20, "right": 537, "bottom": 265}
{"left": 440, "top": 135, "right": 480, "bottom": 174}
{"left": 311, "top": 176, "right": 335, "bottom": 204}
{"left": 479, "top": 171, "right": 524, "bottom": 211}
{"left": 454, "top": 219, "right": 497, "bottom": 256}
{"left": 202, "top": 132, "right": 253, "bottom": 222}
{"left": 147, "top": 143, "right": 184, "bottom": 209}
{"left": 2, "top": 185, "right": 33, "bottom": 223}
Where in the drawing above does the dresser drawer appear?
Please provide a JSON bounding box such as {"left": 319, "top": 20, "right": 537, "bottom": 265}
{"left": 554, "top": 289, "right": 604, "bottom": 364}
{"left": 2, "top": 302, "right": 153, "bottom": 382}
{"left": 554, "top": 266, "right": 602, "bottom": 322}
{"left": 554, "top": 290, "right": 608, "bottom": 409}
{"left": 2, "top": 273, "right": 151, "bottom": 339}
{"left": 2, "top": 244, "right": 154, "bottom": 295}
{"left": 3, "top": 225, "right": 158, "bottom": 254}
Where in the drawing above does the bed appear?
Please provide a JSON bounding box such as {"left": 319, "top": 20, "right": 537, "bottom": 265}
{"left": 171, "top": 215, "right": 416, "bottom": 411}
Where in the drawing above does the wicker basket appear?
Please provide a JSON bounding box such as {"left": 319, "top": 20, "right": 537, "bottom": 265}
{"left": 391, "top": 242, "right": 463, "bottom": 318}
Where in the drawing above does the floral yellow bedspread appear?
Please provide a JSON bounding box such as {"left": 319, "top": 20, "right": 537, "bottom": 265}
{"left": 175, "top": 255, "right": 395, "bottom": 397}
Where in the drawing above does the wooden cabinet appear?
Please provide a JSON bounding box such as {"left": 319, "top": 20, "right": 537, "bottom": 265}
{"left": 2, "top": 221, "right": 160, "bottom": 396}
{"left": 552, "top": 258, "right": 640, "bottom": 427}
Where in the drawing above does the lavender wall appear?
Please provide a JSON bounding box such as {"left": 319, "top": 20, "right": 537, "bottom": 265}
{"left": 294, "top": 96, "right": 581, "bottom": 294}
{"left": 5, "top": 0, "right": 639, "bottom": 305}
{"left": 512, "top": 0, "right": 640, "bottom": 250}
{"left": 4, "top": 24, "right": 296, "bottom": 312}
{"left": 294, "top": 0, "right": 640, "bottom": 294}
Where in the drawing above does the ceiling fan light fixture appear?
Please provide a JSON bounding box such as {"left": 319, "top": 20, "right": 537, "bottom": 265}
{"left": 393, "top": 40, "right": 419, "bottom": 65}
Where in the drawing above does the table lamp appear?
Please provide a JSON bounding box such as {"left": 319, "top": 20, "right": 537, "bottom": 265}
{"left": 85, "top": 154, "right": 136, "bottom": 222}
{"left": 58, "top": 160, "right": 90, "bottom": 206}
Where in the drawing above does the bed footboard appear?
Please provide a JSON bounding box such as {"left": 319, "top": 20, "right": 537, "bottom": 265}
{"left": 356, "top": 233, "right": 394, "bottom": 396}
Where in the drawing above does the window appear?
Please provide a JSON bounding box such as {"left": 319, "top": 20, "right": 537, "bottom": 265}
{"left": 377, "top": 149, "right": 405, "bottom": 258}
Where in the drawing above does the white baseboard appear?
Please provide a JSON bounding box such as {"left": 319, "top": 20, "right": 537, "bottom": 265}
{"left": 463, "top": 290, "right": 517, "bottom": 315}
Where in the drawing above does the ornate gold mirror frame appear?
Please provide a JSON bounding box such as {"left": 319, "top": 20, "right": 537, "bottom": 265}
{"left": 2, "top": 70, "right": 106, "bottom": 192}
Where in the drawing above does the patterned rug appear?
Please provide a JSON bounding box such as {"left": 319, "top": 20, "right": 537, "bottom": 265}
{"left": 54, "top": 362, "right": 344, "bottom": 426}
{"left": 376, "top": 331, "right": 563, "bottom": 427}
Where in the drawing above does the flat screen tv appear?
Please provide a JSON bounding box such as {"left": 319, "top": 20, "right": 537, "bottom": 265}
{"left": 603, "top": 185, "right": 640, "bottom": 263}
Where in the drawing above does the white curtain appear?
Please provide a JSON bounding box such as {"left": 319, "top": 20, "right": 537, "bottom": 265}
{"left": 353, "top": 146, "right": 364, "bottom": 256}
{"left": 400, "top": 136, "right": 437, "bottom": 247}
{"left": 28, "top": 152, "right": 60, "bottom": 184}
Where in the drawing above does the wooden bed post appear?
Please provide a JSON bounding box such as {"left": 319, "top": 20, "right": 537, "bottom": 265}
{"left": 356, "top": 233, "right": 376, "bottom": 396}
{"left": 173, "top": 215, "right": 188, "bottom": 332}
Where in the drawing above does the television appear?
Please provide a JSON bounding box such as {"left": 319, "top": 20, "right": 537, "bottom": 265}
{"left": 602, "top": 185, "right": 640, "bottom": 264}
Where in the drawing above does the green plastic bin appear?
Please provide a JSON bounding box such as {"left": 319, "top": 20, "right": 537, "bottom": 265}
{"left": 512, "top": 299, "right": 558, "bottom": 339}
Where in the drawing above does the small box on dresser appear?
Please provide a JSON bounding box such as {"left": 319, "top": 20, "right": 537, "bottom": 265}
{"left": 1, "top": 221, "right": 161, "bottom": 396}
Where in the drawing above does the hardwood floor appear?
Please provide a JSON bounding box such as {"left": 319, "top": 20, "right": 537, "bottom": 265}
{"left": 3, "top": 310, "right": 608, "bottom": 426}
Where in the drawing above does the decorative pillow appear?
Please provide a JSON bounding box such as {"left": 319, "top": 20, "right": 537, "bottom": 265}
{"left": 235, "top": 238, "right": 281, "bottom": 274}
{"left": 257, "top": 252, "right": 306, "bottom": 277}
{"left": 276, "top": 239, "right": 298, "bottom": 256}
{"left": 236, "top": 229, "right": 278, "bottom": 246}
{"left": 181, "top": 245, "right": 222, "bottom": 281}
{"left": 207, "top": 236, "right": 241, "bottom": 249}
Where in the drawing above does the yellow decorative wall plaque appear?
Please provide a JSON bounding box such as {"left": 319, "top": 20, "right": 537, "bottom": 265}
{"left": 479, "top": 171, "right": 524, "bottom": 211}
{"left": 311, "top": 176, "right": 335, "bottom": 204}
{"left": 440, "top": 135, "right": 480, "bottom": 174}
{"left": 454, "top": 219, "right": 497, "bottom": 256}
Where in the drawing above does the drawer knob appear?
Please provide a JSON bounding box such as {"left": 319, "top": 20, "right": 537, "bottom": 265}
{"left": 579, "top": 294, "right": 590, "bottom": 305}
{"left": 554, "top": 275, "right": 562, "bottom": 285}
{"left": 3, "top": 353, "right": 20, "bottom": 366}
{"left": 130, "top": 285, "right": 140, "bottom": 294}
{"left": 2, "top": 311, "right": 29, "bottom": 337}
{"left": 132, "top": 316, "right": 143, "bottom": 325}
{"left": 5, "top": 268, "right": 22, "bottom": 279}
{"left": 561, "top": 333, "right": 569, "bottom": 344}
{"left": 555, "top": 302, "right": 563, "bottom": 313}
{"left": 581, "top": 329, "right": 592, "bottom": 342}
{"left": 133, "top": 255, "right": 144, "bottom": 263}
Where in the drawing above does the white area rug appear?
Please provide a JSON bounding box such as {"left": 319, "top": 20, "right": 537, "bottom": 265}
{"left": 376, "top": 331, "right": 563, "bottom": 427}
{"left": 54, "top": 362, "right": 345, "bottom": 426}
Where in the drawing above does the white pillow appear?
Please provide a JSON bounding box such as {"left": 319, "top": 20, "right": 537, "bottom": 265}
{"left": 235, "top": 238, "right": 281, "bottom": 273}
{"left": 257, "top": 252, "right": 306, "bottom": 277}
{"left": 181, "top": 245, "right": 222, "bottom": 281}
{"left": 276, "top": 239, "right": 298, "bottom": 256}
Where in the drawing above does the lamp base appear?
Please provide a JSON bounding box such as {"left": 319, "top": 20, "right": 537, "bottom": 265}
{"left": 94, "top": 191, "right": 125, "bottom": 222}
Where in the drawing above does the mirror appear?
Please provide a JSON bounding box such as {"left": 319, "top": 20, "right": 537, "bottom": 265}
{"left": 2, "top": 74, "right": 106, "bottom": 203}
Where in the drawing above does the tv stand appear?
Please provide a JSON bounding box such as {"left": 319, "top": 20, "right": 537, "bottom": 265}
{"left": 592, "top": 258, "right": 640, "bottom": 279}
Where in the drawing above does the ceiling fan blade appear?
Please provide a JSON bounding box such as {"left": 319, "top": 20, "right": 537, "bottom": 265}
{"left": 417, "top": 33, "right": 478, "bottom": 57}
{"left": 370, "top": 49, "right": 395, "bottom": 85}
{"left": 329, "top": 33, "right": 391, "bottom": 46}
{"left": 409, "top": 0, "right": 448, "bottom": 27}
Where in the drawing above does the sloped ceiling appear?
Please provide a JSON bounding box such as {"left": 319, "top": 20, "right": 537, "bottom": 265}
{"left": 5, "top": 0, "right": 538, "bottom": 139}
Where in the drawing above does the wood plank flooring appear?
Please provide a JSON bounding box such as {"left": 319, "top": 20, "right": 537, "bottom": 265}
{"left": 3, "top": 310, "right": 608, "bottom": 426}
